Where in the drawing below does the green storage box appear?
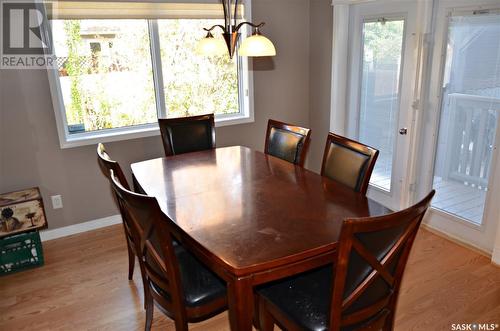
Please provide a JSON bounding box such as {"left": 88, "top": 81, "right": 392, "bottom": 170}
{"left": 0, "top": 231, "right": 44, "bottom": 275}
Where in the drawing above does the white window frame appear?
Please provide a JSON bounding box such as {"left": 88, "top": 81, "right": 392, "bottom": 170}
{"left": 45, "top": 3, "right": 255, "bottom": 149}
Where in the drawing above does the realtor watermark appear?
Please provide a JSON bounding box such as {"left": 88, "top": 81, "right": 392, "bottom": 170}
{"left": 1, "top": 0, "right": 55, "bottom": 69}
{"left": 451, "top": 323, "right": 499, "bottom": 331}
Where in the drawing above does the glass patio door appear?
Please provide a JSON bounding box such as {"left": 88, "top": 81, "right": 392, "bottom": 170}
{"left": 432, "top": 11, "right": 500, "bottom": 225}
{"left": 347, "top": 2, "right": 418, "bottom": 211}
{"left": 418, "top": 1, "right": 500, "bottom": 252}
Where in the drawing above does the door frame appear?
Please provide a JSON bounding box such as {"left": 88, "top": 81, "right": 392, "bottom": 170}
{"left": 345, "top": 1, "right": 420, "bottom": 211}
{"left": 416, "top": 0, "right": 500, "bottom": 253}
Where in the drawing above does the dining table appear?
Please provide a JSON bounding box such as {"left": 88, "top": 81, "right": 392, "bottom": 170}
{"left": 131, "top": 145, "right": 391, "bottom": 331}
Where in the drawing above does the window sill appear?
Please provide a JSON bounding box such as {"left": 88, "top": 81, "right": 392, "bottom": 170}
{"left": 215, "top": 113, "right": 255, "bottom": 128}
{"left": 59, "top": 114, "right": 254, "bottom": 149}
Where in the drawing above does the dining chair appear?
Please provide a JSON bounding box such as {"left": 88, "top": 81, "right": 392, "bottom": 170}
{"left": 96, "top": 143, "right": 137, "bottom": 280}
{"left": 264, "top": 119, "right": 311, "bottom": 166}
{"left": 158, "top": 114, "right": 216, "bottom": 156}
{"left": 321, "top": 132, "right": 379, "bottom": 195}
{"left": 257, "top": 190, "right": 435, "bottom": 331}
{"left": 109, "top": 170, "right": 227, "bottom": 331}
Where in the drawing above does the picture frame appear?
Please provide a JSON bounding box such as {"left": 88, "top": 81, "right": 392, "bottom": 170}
{"left": 0, "top": 188, "right": 48, "bottom": 238}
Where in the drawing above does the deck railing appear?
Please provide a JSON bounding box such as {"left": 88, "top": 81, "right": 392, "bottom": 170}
{"left": 441, "top": 93, "right": 500, "bottom": 189}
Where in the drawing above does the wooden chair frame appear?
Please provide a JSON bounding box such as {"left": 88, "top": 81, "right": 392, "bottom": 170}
{"left": 264, "top": 119, "right": 312, "bottom": 167}
{"left": 97, "top": 143, "right": 130, "bottom": 190}
{"left": 109, "top": 170, "right": 227, "bottom": 331}
{"left": 97, "top": 143, "right": 136, "bottom": 279}
{"left": 321, "top": 132, "right": 379, "bottom": 195}
{"left": 259, "top": 190, "right": 435, "bottom": 331}
{"left": 158, "top": 114, "right": 216, "bottom": 157}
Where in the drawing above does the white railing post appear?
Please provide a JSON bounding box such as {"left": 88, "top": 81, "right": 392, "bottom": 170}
{"left": 444, "top": 93, "right": 500, "bottom": 188}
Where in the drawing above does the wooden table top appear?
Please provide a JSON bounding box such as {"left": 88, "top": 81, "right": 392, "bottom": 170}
{"left": 131, "top": 146, "right": 391, "bottom": 276}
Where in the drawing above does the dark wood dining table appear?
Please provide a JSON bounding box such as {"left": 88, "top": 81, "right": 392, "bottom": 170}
{"left": 131, "top": 146, "right": 391, "bottom": 331}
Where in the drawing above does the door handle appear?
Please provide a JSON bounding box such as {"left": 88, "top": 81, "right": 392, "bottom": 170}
{"left": 399, "top": 128, "right": 408, "bottom": 135}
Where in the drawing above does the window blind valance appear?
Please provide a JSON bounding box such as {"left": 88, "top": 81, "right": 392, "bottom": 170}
{"left": 46, "top": 1, "right": 245, "bottom": 20}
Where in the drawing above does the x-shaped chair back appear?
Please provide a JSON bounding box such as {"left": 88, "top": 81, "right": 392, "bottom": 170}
{"left": 330, "top": 190, "right": 435, "bottom": 330}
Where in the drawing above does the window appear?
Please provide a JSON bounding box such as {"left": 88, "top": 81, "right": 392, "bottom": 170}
{"left": 157, "top": 19, "right": 240, "bottom": 118}
{"left": 358, "top": 19, "right": 405, "bottom": 192}
{"left": 46, "top": 2, "right": 253, "bottom": 148}
{"left": 52, "top": 19, "right": 157, "bottom": 134}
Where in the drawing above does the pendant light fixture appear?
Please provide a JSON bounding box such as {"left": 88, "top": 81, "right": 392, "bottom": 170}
{"left": 197, "top": 0, "right": 276, "bottom": 58}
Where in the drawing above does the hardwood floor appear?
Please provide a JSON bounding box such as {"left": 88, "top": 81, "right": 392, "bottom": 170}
{"left": 0, "top": 225, "right": 499, "bottom": 331}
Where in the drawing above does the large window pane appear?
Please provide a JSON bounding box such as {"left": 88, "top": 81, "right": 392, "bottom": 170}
{"left": 51, "top": 19, "right": 157, "bottom": 134}
{"left": 358, "top": 19, "right": 405, "bottom": 191}
{"left": 432, "top": 13, "right": 500, "bottom": 225}
{"left": 157, "top": 19, "right": 239, "bottom": 117}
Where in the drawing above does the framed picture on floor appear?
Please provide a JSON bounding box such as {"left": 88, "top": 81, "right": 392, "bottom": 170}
{"left": 0, "top": 188, "right": 48, "bottom": 238}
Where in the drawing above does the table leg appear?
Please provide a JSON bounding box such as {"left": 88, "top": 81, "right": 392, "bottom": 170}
{"left": 228, "top": 276, "right": 254, "bottom": 331}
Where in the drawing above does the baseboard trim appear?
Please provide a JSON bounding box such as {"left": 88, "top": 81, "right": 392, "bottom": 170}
{"left": 492, "top": 245, "right": 500, "bottom": 266}
{"left": 39, "top": 215, "right": 122, "bottom": 242}
{"left": 421, "top": 223, "right": 492, "bottom": 258}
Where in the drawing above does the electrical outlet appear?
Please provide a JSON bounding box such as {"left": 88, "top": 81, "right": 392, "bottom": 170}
{"left": 51, "top": 195, "right": 63, "bottom": 209}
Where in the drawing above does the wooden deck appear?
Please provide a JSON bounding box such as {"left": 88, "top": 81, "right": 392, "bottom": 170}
{"left": 370, "top": 154, "right": 392, "bottom": 190}
{"left": 432, "top": 176, "right": 486, "bottom": 225}
{"left": 369, "top": 160, "right": 485, "bottom": 225}
{"left": 0, "top": 224, "right": 498, "bottom": 330}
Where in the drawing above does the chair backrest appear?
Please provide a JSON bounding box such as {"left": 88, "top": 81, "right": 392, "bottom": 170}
{"left": 109, "top": 170, "right": 187, "bottom": 318}
{"left": 158, "top": 114, "right": 216, "bottom": 156}
{"left": 96, "top": 143, "right": 130, "bottom": 190}
{"left": 329, "top": 190, "right": 435, "bottom": 330}
{"left": 321, "top": 133, "right": 378, "bottom": 195}
{"left": 264, "top": 119, "right": 311, "bottom": 166}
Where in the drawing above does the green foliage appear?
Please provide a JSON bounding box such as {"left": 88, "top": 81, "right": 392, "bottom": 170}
{"left": 57, "top": 19, "right": 239, "bottom": 133}
{"left": 158, "top": 19, "right": 239, "bottom": 118}
{"left": 63, "top": 21, "right": 84, "bottom": 125}
{"left": 363, "top": 20, "right": 404, "bottom": 64}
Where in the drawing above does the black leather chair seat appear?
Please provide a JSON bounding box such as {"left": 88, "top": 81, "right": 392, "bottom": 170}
{"left": 259, "top": 266, "right": 333, "bottom": 331}
{"left": 150, "top": 244, "right": 226, "bottom": 308}
{"left": 258, "top": 265, "right": 383, "bottom": 331}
